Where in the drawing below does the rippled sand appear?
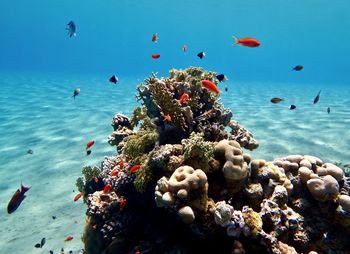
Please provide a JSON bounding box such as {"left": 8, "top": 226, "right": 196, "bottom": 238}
{"left": 0, "top": 73, "right": 349, "bottom": 253}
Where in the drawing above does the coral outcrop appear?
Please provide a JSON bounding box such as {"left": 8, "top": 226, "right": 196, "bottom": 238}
{"left": 78, "top": 67, "right": 350, "bottom": 254}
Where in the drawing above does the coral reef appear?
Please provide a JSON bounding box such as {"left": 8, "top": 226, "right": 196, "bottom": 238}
{"left": 78, "top": 67, "right": 350, "bottom": 254}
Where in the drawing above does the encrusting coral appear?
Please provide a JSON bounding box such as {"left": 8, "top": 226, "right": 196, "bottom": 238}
{"left": 77, "top": 67, "right": 350, "bottom": 254}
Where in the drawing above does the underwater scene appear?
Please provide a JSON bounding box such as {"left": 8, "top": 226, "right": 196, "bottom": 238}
{"left": 1, "top": 1, "right": 350, "bottom": 254}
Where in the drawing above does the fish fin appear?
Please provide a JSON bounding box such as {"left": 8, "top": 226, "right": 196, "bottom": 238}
{"left": 232, "top": 35, "right": 239, "bottom": 45}
{"left": 21, "top": 183, "right": 30, "bottom": 194}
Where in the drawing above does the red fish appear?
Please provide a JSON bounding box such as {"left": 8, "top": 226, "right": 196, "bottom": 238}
{"left": 135, "top": 251, "right": 141, "bottom": 254}
{"left": 130, "top": 165, "right": 141, "bottom": 173}
{"left": 64, "top": 236, "right": 74, "bottom": 242}
{"left": 232, "top": 36, "right": 260, "bottom": 47}
{"left": 151, "top": 54, "right": 160, "bottom": 59}
{"left": 110, "top": 169, "right": 118, "bottom": 177}
{"left": 152, "top": 33, "right": 158, "bottom": 42}
{"left": 201, "top": 80, "right": 220, "bottom": 95}
{"left": 7, "top": 183, "right": 30, "bottom": 214}
{"left": 178, "top": 93, "right": 189, "bottom": 104}
{"left": 86, "top": 140, "right": 95, "bottom": 150}
{"left": 73, "top": 192, "right": 82, "bottom": 202}
{"left": 120, "top": 198, "right": 127, "bottom": 209}
{"left": 103, "top": 184, "right": 111, "bottom": 194}
{"left": 92, "top": 224, "right": 97, "bottom": 230}
{"left": 119, "top": 161, "right": 124, "bottom": 169}
{"left": 163, "top": 114, "right": 172, "bottom": 122}
{"left": 183, "top": 44, "right": 187, "bottom": 54}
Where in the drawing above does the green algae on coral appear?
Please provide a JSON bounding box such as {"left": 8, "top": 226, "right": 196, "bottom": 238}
{"left": 123, "top": 129, "right": 159, "bottom": 158}
{"left": 182, "top": 132, "right": 214, "bottom": 172}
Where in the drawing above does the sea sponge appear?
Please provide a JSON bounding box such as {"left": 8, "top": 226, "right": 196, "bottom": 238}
{"left": 215, "top": 139, "right": 249, "bottom": 194}
{"left": 123, "top": 129, "right": 159, "bottom": 158}
{"left": 242, "top": 206, "right": 263, "bottom": 238}
{"left": 168, "top": 165, "right": 207, "bottom": 193}
{"left": 306, "top": 175, "right": 339, "bottom": 201}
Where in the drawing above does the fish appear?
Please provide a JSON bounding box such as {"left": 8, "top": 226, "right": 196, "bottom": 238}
{"left": 34, "top": 243, "right": 41, "bottom": 248}
{"left": 232, "top": 36, "right": 260, "bottom": 47}
{"left": 327, "top": 107, "right": 330, "bottom": 114}
{"left": 50, "top": 251, "right": 54, "bottom": 254}
{"left": 119, "top": 161, "right": 124, "bottom": 169}
{"left": 270, "top": 97, "right": 283, "bottom": 104}
{"left": 225, "top": 87, "right": 228, "bottom": 92}
{"left": 92, "top": 224, "right": 97, "bottom": 230}
{"left": 73, "top": 192, "right": 82, "bottom": 202}
{"left": 41, "top": 238, "right": 46, "bottom": 247}
{"left": 86, "top": 150, "right": 92, "bottom": 156}
{"left": 52, "top": 216, "right": 57, "bottom": 219}
{"left": 152, "top": 33, "right": 158, "bottom": 42}
{"left": 216, "top": 74, "right": 227, "bottom": 82}
{"left": 135, "top": 251, "right": 141, "bottom": 254}
{"left": 109, "top": 75, "right": 118, "bottom": 84}
{"left": 103, "top": 184, "right": 111, "bottom": 194}
{"left": 197, "top": 51, "right": 205, "bottom": 59}
{"left": 111, "top": 169, "right": 118, "bottom": 177}
{"left": 130, "top": 165, "right": 141, "bottom": 173}
{"left": 72, "top": 88, "right": 80, "bottom": 99}
{"left": 151, "top": 54, "right": 160, "bottom": 59}
{"left": 7, "top": 183, "right": 30, "bottom": 214}
{"left": 66, "top": 21, "right": 76, "bottom": 37}
{"left": 178, "top": 93, "right": 189, "bottom": 104}
{"left": 64, "top": 236, "right": 74, "bottom": 242}
{"left": 289, "top": 105, "right": 296, "bottom": 110}
{"left": 120, "top": 198, "right": 127, "bottom": 209}
{"left": 313, "top": 90, "right": 321, "bottom": 104}
{"left": 183, "top": 44, "right": 187, "bottom": 54}
{"left": 201, "top": 80, "right": 220, "bottom": 95}
{"left": 293, "top": 65, "right": 303, "bottom": 71}
{"left": 86, "top": 140, "right": 95, "bottom": 150}
{"left": 27, "top": 149, "right": 34, "bottom": 155}
{"left": 163, "top": 114, "right": 172, "bottom": 122}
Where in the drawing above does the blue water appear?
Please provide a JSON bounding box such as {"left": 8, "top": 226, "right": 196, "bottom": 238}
{"left": 1, "top": 1, "right": 350, "bottom": 254}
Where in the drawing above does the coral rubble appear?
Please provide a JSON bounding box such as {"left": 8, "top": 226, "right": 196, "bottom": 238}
{"left": 78, "top": 67, "right": 350, "bottom": 254}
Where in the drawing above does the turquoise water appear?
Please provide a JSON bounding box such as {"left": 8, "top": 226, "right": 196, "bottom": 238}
{"left": 1, "top": 1, "right": 350, "bottom": 253}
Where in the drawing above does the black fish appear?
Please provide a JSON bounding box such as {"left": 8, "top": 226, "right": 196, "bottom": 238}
{"left": 27, "top": 149, "right": 33, "bottom": 155}
{"left": 34, "top": 243, "right": 41, "bottom": 248}
{"left": 293, "top": 65, "right": 303, "bottom": 71}
{"left": 313, "top": 90, "right": 321, "bottom": 104}
{"left": 40, "top": 237, "right": 46, "bottom": 248}
{"left": 109, "top": 75, "right": 118, "bottom": 84}
{"left": 225, "top": 87, "right": 228, "bottom": 92}
{"left": 289, "top": 104, "right": 296, "bottom": 110}
{"left": 216, "top": 74, "right": 226, "bottom": 82}
{"left": 327, "top": 107, "right": 330, "bottom": 114}
{"left": 52, "top": 216, "right": 56, "bottom": 219}
{"left": 197, "top": 51, "right": 206, "bottom": 59}
{"left": 7, "top": 183, "right": 30, "bottom": 214}
{"left": 66, "top": 21, "right": 76, "bottom": 37}
{"left": 50, "top": 251, "right": 54, "bottom": 254}
{"left": 72, "top": 88, "right": 80, "bottom": 99}
{"left": 87, "top": 150, "right": 92, "bottom": 156}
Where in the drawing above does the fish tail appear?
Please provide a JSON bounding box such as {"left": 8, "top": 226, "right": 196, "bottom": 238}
{"left": 21, "top": 183, "right": 30, "bottom": 194}
{"left": 232, "top": 35, "right": 239, "bottom": 45}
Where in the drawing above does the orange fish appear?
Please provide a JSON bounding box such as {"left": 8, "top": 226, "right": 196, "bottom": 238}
{"left": 119, "top": 161, "right": 124, "bottom": 169}
{"left": 201, "top": 80, "right": 220, "bottom": 95}
{"left": 232, "top": 36, "right": 260, "bottom": 47}
{"left": 64, "top": 236, "right": 74, "bottom": 242}
{"left": 183, "top": 44, "right": 187, "bottom": 54}
{"left": 130, "top": 165, "right": 141, "bottom": 173}
{"left": 103, "top": 184, "right": 111, "bottom": 194}
{"left": 120, "top": 198, "right": 127, "bottom": 209}
{"left": 73, "top": 192, "right": 82, "bottom": 202}
{"left": 7, "top": 183, "right": 30, "bottom": 214}
{"left": 110, "top": 169, "right": 118, "bottom": 177}
{"left": 152, "top": 33, "right": 158, "bottom": 42}
{"left": 178, "top": 93, "right": 189, "bottom": 104}
{"left": 92, "top": 224, "right": 97, "bottom": 230}
{"left": 86, "top": 140, "right": 95, "bottom": 150}
{"left": 151, "top": 54, "right": 160, "bottom": 59}
{"left": 163, "top": 114, "right": 172, "bottom": 122}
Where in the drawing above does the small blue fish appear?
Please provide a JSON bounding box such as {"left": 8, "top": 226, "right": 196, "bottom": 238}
{"left": 7, "top": 183, "right": 30, "bottom": 214}
{"left": 66, "top": 21, "right": 76, "bottom": 37}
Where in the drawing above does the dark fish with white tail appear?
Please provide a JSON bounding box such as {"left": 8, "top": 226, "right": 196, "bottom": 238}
{"left": 109, "top": 75, "right": 118, "bottom": 84}
{"left": 216, "top": 74, "right": 227, "bottom": 82}
{"left": 313, "top": 90, "right": 321, "bottom": 104}
{"left": 197, "top": 52, "right": 205, "bottom": 59}
{"left": 66, "top": 21, "right": 76, "bottom": 37}
{"left": 72, "top": 88, "right": 80, "bottom": 99}
{"left": 7, "top": 183, "right": 30, "bottom": 214}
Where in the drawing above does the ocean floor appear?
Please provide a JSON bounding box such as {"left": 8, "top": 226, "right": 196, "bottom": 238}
{"left": 0, "top": 72, "right": 349, "bottom": 254}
